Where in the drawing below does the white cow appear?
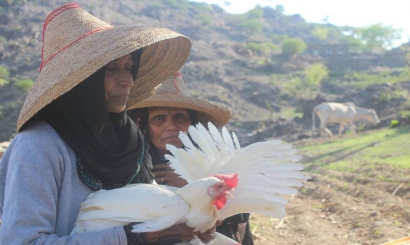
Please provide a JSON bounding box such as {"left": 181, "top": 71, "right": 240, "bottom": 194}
{"left": 312, "top": 102, "right": 380, "bottom": 137}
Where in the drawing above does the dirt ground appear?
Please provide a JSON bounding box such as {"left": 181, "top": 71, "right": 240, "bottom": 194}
{"left": 249, "top": 164, "right": 410, "bottom": 245}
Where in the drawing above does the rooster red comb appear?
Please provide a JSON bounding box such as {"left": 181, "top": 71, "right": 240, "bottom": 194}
{"left": 212, "top": 173, "right": 238, "bottom": 189}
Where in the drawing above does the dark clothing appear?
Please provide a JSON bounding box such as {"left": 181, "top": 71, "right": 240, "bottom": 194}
{"left": 150, "top": 146, "right": 254, "bottom": 245}
{"left": 216, "top": 214, "right": 254, "bottom": 245}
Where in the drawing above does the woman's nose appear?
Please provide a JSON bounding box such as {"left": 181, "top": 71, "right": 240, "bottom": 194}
{"left": 165, "top": 119, "right": 178, "bottom": 131}
{"left": 117, "top": 69, "right": 134, "bottom": 88}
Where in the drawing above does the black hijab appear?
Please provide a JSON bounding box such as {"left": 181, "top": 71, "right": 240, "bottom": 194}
{"left": 40, "top": 50, "right": 152, "bottom": 190}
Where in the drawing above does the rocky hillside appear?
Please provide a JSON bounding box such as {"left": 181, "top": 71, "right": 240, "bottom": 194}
{"left": 0, "top": 0, "right": 409, "bottom": 143}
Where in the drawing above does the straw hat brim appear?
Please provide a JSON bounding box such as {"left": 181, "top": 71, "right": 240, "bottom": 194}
{"left": 130, "top": 94, "right": 232, "bottom": 128}
{"left": 17, "top": 26, "right": 191, "bottom": 131}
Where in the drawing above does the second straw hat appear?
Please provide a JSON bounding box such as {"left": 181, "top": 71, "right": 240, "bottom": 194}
{"left": 129, "top": 72, "right": 232, "bottom": 127}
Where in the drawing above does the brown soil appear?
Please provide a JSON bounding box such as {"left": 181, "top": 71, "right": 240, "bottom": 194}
{"left": 250, "top": 165, "right": 410, "bottom": 245}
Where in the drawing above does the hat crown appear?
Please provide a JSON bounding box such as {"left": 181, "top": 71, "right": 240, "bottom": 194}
{"left": 155, "top": 72, "right": 191, "bottom": 96}
{"left": 41, "top": 3, "right": 111, "bottom": 71}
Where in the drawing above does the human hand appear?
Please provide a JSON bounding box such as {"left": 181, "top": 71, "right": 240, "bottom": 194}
{"left": 151, "top": 163, "right": 188, "bottom": 187}
{"left": 144, "top": 223, "right": 198, "bottom": 242}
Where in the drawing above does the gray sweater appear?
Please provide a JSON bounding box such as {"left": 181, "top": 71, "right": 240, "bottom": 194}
{"left": 0, "top": 121, "right": 128, "bottom": 244}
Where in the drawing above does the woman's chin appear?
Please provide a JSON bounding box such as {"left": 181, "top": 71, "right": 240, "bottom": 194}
{"left": 107, "top": 105, "right": 127, "bottom": 113}
{"left": 162, "top": 140, "right": 183, "bottom": 149}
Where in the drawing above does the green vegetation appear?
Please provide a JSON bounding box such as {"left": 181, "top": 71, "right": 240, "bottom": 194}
{"left": 196, "top": 14, "right": 212, "bottom": 26}
{"left": 236, "top": 6, "right": 264, "bottom": 35}
{"left": 399, "top": 110, "right": 410, "bottom": 120}
{"left": 15, "top": 79, "right": 33, "bottom": 91}
{"left": 390, "top": 119, "right": 400, "bottom": 128}
{"left": 0, "top": 65, "right": 9, "bottom": 79}
{"left": 0, "top": 65, "right": 9, "bottom": 87}
{"left": 298, "top": 126, "right": 410, "bottom": 171}
{"left": 274, "top": 5, "right": 284, "bottom": 14}
{"left": 244, "top": 41, "right": 280, "bottom": 63}
{"left": 341, "top": 24, "right": 402, "bottom": 52}
{"left": 281, "top": 38, "right": 307, "bottom": 56}
{"left": 312, "top": 26, "right": 328, "bottom": 40}
{"left": 0, "top": 78, "right": 9, "bottom": 86}
{"left": 0, "top": 36, "right": 6, "bottom": 45}
{"left": 283, "top": 63, "right": 329, "bottom": 100}
{"left": 343, "top": 70, "right": 410, "bottom": 89}
{"left": 160, "top": 0, "right": 189, "bottom": 11}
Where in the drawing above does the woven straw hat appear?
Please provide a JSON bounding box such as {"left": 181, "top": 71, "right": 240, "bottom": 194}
{"left": 128, "top": 72, "right": 232, "bottom": 127}
{"left": 17, "top": 3, "right": 191, "bottom": 131}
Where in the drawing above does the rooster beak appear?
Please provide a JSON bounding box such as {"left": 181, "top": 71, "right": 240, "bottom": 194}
{"left": 226, "top": 191, "right": 235, "bottom": 199}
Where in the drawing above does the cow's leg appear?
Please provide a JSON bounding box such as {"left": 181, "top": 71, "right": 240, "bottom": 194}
{"left": 319, "top": 121, "right": 327, "bottom": 138}
{"left": 338, "top": 123, "right": 345, "bottom": 136}
{"left": 324, "top": 127, "right": 333, "bottom": 137}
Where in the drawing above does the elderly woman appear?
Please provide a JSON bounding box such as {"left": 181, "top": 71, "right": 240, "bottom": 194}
{"left": 0, "top": 4, "right": 215, "bottom": 245}
{"left": 128, "top": 72, "right": 254, "bottom": 245}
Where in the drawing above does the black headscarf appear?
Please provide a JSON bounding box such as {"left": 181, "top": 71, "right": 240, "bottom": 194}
{"left": 40, "top": 50, "right": 153, "bottom": 190}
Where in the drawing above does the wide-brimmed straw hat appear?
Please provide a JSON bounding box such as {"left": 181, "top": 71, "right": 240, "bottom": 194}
{"left": 17, "top": 3, "right": 191, "bottom": 131}
{"left": 128, "top": 72, "right": 232, "bottom": 127}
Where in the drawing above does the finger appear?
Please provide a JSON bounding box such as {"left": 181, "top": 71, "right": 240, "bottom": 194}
{"left": 166, "top": 178, "right": 188, "bottom": 188}
{"left": 152, "top": 163, "right": 173, "bottom": 171}
{"left": 151, "top": 170, "right": 168, "bottom": 177}
{"left": 155, "top": 176, "right": 167, "bottom": 184}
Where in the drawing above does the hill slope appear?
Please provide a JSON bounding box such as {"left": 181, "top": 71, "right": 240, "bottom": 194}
{"left": 0, "top": 0, "right": 409, "bottom": 142}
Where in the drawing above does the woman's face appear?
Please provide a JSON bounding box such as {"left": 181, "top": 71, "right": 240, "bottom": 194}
{"left": 104, "top": 54, "right": 134, "bottom": 113}
{"left": 147, "top": 107, "right": 192, "bottom": 154}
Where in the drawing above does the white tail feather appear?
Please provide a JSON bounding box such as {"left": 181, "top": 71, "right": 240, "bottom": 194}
{"left": 166, "top": 122, "right": 306, "bottom": 221}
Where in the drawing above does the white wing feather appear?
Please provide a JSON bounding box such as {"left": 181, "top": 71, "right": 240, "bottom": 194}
{"left": 71, "top": 184, "right": 189, "bottom": 234}
{"left": 167, "top": 122, "right": 306, "bottom": 221}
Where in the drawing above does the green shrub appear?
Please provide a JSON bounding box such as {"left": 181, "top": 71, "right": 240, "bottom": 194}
{"left": 390, "top": 119, "right": 399, "bottom": 128}
{"left": 246, "top": 7, "right": 263, "bottom": 19}
{"left": 244, "top": 42, "right": 279, "bottom": 55}
{"left": 399, "top": 110, "right": 410, "bottom": 120}
{"left": 281, "top": 38, "right": 307, "bottom": 56}
{"left": 312, "top": 26, "right": 328, "bottom": 40}
{"left": 197, "top": 14, "right": 212, "bottom": 26}
{"left": 0, "top": 78, "right": 9, "bottom": 86}
{"left": 239, "top": 18, "right": 263, "bottom": 35}
{"left": 15, "top": 79, "right": 33, "bottom": 91}
{"left": 378, "top": 91, "right": 392, "bottom": 102}
{"left": 0, "top": 65, "right": 9, "bottom": 78}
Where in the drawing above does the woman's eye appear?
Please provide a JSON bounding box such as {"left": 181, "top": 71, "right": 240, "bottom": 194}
{"left": 175, "top": 113, "right": 189, "bottom": 123}
{"left": 153, "top": 115, "right": 165, "bottom": 121}
{"left": 106, "top": 67, "right": 115, "bottom": 72}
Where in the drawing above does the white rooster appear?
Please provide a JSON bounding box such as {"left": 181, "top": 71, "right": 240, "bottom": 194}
{"left": 71, "top": 122, "right": 305, "bottom": 244}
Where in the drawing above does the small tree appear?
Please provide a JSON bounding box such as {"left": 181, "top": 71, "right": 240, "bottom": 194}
{"left": 304, "top": 63, "right": 328, "bottom": 98}
{"left": 281, "top": 38, "right": 307, "bottom": 56}
{"left": 283, "top": 63, "right": 328, "bottom": 102}
{"left": 275, "top": 5, "right": 284, "bottom": 14}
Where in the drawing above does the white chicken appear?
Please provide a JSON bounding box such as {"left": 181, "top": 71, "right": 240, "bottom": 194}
{"left": 71, "top": 122, "right": 305, "bottom": 245}
{"left": 71, "top": 175, "right": 237, "bottom": 234}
